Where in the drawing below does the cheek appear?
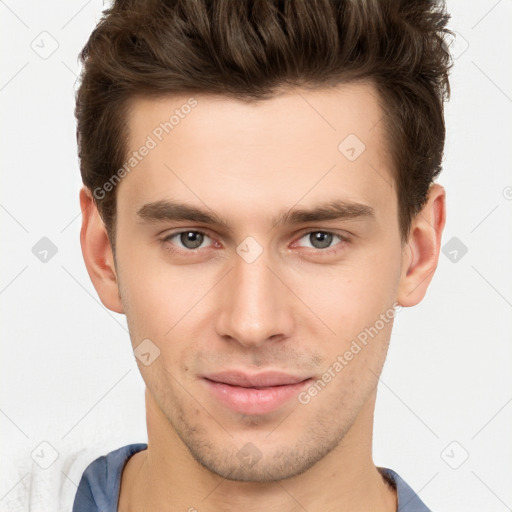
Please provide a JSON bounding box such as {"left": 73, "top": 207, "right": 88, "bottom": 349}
{"left": 300, "top": 249, "right": 400, "bottom": 341}
{"left": 118, "top": 226, "right": 401, "bottom": 352}
{"left": 117, "top": 240, "right": 195, "bottom": 318}
{"left": 117, "top": 254, "right": 222, "bottom": 375}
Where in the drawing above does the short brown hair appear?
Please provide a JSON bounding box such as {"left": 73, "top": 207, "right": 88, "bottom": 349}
{"left": 75, "top": 0, "right": 453, "bottom": 252}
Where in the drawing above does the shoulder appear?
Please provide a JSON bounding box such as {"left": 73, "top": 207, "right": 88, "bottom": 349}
{"left": 72, "top": 443, "right": 148, "bottom": 512}
{"left": 378, "top": 467, "right": 432, "bottom": 512}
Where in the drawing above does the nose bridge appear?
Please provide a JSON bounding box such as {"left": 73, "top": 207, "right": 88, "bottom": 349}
{"left": 215, "top": 245, "right": 291, "bottom": 347}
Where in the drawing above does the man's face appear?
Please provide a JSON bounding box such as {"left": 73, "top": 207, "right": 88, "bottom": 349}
{"left": 114, "top": 83, "right": 405, "bottom": 481}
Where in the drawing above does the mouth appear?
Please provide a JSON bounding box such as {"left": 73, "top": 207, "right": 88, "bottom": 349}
{"left": 202, "top": 371, "right": 313, "bottom": 415}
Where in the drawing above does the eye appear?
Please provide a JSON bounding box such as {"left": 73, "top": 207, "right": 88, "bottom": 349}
{"left": 160, "top": 229, "right": 348, "bottom": 256}
{"left": 162, "top": 230, "right": 213, "bottom": 251}
{"left": 295, "top": 230, "right": 348, "bottom": 253}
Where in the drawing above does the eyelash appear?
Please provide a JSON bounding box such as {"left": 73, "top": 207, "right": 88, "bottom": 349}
{"left": 160, "top": 229, "right": 349, "bottom": 257}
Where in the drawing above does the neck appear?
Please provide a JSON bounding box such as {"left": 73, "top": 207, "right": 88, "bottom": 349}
{"left": 119, "top": 389, "right": 396, "bottom": 512}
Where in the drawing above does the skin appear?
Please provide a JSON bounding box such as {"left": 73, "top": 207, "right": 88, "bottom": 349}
{"left": 80, "top": 81, "right": 446, "bottom": 512}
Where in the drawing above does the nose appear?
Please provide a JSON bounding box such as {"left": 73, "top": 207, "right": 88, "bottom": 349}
{"left": 214, "top": 248, "right": 294, "bottom": 349}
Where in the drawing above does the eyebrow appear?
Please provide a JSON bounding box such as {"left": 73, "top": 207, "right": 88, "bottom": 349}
{"left": 136, "top": 198, "right": 376, "bottom": 232}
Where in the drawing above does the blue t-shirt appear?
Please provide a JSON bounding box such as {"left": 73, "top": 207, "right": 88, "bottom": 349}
{"left": 72, "top": 443, "right": 431, "bottom": 511}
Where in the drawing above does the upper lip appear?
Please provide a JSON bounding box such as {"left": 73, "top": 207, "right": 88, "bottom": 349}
{"left": 203, "top": 370, "right": 311, "bottom": 388}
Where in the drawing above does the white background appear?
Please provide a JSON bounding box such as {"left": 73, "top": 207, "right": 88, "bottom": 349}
{"left": 1, "top": 1, "right": 511, "bottom": 511}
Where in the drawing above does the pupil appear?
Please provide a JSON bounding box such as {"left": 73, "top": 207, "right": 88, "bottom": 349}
{"left": 181, "top": 231, "right": 203, "bottom": 249}
{"left": 312, "top": 232, "right": 332, "bottom": 249}
{"left": 178, "top": 232, "right": 332, "bottom": 250}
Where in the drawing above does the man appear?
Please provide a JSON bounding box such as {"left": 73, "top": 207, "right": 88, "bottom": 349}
{"left": 73, "top": 0, "right": 452, "bottom": 510}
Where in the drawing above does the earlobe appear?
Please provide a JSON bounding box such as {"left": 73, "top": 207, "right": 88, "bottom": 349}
{"left": 79, "top": 186, "right": 124, "bottom": 314}
{"left": 397, "top": 184, "right": 446, "bottom": 307}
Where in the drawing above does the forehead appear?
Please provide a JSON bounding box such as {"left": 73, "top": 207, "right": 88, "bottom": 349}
{"left": 126, "top": 81, "right": 386, "bottom": 150}
{"left": 118, "top": 82, "right": 396, "bottom": 232}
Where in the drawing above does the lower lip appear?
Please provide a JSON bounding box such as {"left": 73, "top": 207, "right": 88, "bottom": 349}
{"left": 203, "top": 378, "right": 312, "bottom": 415}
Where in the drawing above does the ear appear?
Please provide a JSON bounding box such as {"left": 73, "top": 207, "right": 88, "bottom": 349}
{"left": 79, "top": 186, "right": 124, "bottom": 314}
{"left": 397, "top": 183, "right": 446, "bottom": 307}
